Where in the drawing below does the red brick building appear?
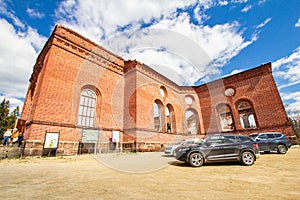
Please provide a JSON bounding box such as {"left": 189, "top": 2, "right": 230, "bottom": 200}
{"left": 20, "top": 25, "right": 292, "bottom": 156}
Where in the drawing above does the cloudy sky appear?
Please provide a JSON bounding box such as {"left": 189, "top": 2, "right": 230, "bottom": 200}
{"left": 0, "top": 0, "right": 299, "bottom": 115}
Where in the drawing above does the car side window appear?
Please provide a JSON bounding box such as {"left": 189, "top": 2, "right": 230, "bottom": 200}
{"left": 224, "top": 136, "right": 235, "bottom": 144}
{"left": 258, "top": 134, "right": 267, "bottom": 140}
{"left": 224, "top": 136, "right": 238, "bottom": 144}
{"left": 267, "top": 134, "right": 275, "bottom": 139}
{"left": 206, "top": 136, "right": 224, "bottom": 145}
{"left": 238, "top": 136, "right": 250, "bottom": 142}
{"left": 274, "top": 134, "right": 282, "bottom": 138}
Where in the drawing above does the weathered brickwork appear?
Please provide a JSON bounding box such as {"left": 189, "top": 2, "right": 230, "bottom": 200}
{"left": 20, "top": 25, "right": 292, "bottom": 156}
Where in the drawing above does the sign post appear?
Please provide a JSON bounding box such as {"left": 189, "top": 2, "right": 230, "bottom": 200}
{"left": 82, "top": 129, "right": 99, "bottom": 154}
{"left": 42, "top": 132, "right": 60, "bottom": 156}
{"left": 112, "top": 130, "right": 120, "bottom": 152}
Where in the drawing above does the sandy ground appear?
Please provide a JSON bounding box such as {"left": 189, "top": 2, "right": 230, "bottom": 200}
{"left": 0, "top": 147, "right": 300, "bottom": 200}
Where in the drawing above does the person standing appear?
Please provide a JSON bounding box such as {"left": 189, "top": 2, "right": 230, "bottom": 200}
{"left": 2, "top": 129, "right": 12, "bottom": 146}
{"left": 18, "top": 133, "right": 23, "bottom": 147}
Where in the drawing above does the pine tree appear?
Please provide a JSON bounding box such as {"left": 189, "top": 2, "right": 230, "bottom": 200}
{"left": 0, "top": 99, "right": 19, "bottom": 137}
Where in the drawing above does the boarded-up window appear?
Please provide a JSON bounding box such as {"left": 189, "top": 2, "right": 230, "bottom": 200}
{"left": 154, "top": 100, "right": 163, "bottom": 132}
{"left": 237, "top": 100, "right": 257, "bottom": 129}
{"left": 217, "top": 104, "right": 235, "bottom": 132}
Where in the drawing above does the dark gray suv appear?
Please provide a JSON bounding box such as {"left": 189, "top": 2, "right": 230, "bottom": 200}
{"left": 174, "top": 134, "right": 260, "bottom": 167}
{"left": 249, "top": 132, "right": 292, "bottom": 154}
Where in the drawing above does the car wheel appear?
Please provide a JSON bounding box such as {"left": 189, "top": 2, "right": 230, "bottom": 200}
{"left": 241, "top": 151, "right": 255, "bottom": 166}
{"left": 189, "top": 153, "right": 203, "bottom": 167}
{"left": 277, "top": 144, "right": 287, "bottom": 154}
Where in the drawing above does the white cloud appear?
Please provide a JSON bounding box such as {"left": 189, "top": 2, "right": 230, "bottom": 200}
{"left": 0, "top": 95, "right": 23, "bottom": 112}
{"left": 230, "top": 69, "right": 244, "bottom": 75}
{"left": 26, "top": 8, "right": 45, "bottom": 19}
{"left": 295, "top": 18, "right": 300, "bottom": 28}
{"left": 54, "top": 0, "right": 256, "bottom": 85}
{"left": 55, "top": 0, "right": 202, "bottom": 42}
{"left": 281, "top": 91, "right": 300, "bottom": 114}
{"left": 256, "top": 17, "right": 271, "bottom": 28}
{"left": 0, "top": 19, "right": 47, "bottom": 109}
{"left": 218, "top": 1, "right": 229, "bottom": 6}
{"left": 0, "top": 2, "right": 25, "bottom": 29}
{"left": 241, "top": 5, "right": 252, "bottom": 12}
{"left": 231, "top": 0, "right": 248, "bottom": 3}
{"left": 273, "top": 47, "right": 300, "bottom": 88}
{"left": 273, "top": 47, "right": 300, "bottom": 114}
{"left": 148, "top": 13, "right": 256, "bottom": 82}
{"left": 258, "top": 0, "right": 267, "bottom": 5}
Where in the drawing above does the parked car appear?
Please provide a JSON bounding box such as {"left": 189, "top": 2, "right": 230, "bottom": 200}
{"left": 174, "top": 134, "right": 260, "bottom": 167}
{"left": 164, "top": 138, "right": 201, "bottom": 156}
{"left": 249, "top": 132, "right": 292, "bottom": 154}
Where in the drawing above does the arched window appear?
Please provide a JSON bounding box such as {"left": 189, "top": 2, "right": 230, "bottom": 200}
{"left": 217, "top": 104, "right": 234, "bottom": 132}
{"left": 154, "top": 100, "right": 164, "bottom": 132}
{"left": 77, "top": 89, "right": 97, "bottom": 127}
{"left": 160, "top": 86, "right": 167, "bottom": 98}
{"left": 237, "top": 100, "right": 257, "bottom": 129}
{"left": 166, "top": 104, "right": 176, "bottom": 133}
{"left": 186, "top": 109, "right": 199, "bottom": 135}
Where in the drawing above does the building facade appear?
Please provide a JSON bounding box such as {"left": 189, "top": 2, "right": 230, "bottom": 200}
{"left": 20, "top": 25, "right": 293, "bottom": 156}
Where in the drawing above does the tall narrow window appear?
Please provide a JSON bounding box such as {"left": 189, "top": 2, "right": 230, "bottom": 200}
{"left": 154, "top": 100, "right": 163, "bottom": 132}
{"left": 166, "top": 104, "right": 176, "bottom": 133}
{"left": 186, "top": 109, "right": 199, "bottom": 135}
{"left": 237, "top": 100, "right": 257, "bottom": 129}
{"left": 78, "top": 89, "right": 96, "bottom": 127}
{"left": 217, "top": 104, "right": 234, "bottom": 132}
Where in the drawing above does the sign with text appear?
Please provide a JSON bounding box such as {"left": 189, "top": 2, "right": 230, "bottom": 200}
{"left": 82, "top": 129, "right": 99, "bottom": 143}
{"left": 43, "top": 132, "right": 60, "bottom": 149}
{"left": 112, "top": 130, "right": 120, "bottom": 143}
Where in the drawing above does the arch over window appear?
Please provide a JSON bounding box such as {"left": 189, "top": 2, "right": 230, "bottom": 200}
{"left": 77, "top": 89, "right": 97, "bottom": 127}
{"left": 217, "top": 103, "right": 235, "bottom": 132}
{"left": 166, "top": 104, "right": 176, "bottom": 133}
{"left": 186, "top": 109, "right": 199, "bottom": 135}
{"left": 237, "top": 100, "right": 257, "bottom": 129}
{"left": 160, "top": 86, "right": 167, "bottom": 98}
{"left": 154, "top": 100, "right": 164, "bottom": 132}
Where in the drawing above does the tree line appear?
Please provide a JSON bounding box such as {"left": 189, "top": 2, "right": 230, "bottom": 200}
{"left": 0, "top": 98, "right": 20, "bottom": 137}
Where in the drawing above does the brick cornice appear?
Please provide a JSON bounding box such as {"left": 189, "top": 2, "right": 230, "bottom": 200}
{"left": 135, "top": 63, "right": 195, "bottom": 94}
{"left": 52, "top": 25, "right": 125, "bottom": 76}
{"left": 195, "top": 63, "right": 272, "bottom": 93}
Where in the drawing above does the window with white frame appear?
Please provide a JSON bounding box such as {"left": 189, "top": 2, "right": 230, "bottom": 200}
{"left": 77, "top": 89, "right": 96, "bottom": 127}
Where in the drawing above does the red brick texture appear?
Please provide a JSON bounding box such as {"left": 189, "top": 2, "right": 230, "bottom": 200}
{"left": 20, "top": 25, "right": 292, "bottom": 156}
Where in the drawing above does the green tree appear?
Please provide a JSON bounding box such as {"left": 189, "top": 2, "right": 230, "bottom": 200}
{"left": 0, "top": 99, "right": 19, "bottom": 136}
{"left": 289, "top": 115, "right": 300, "bottom": 138}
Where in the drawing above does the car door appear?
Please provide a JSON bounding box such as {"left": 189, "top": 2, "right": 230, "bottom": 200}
{"left": 266, "top": 134, "right": 277, "bottom": 150}
{"left": 256, "top": 134, "right": 269, "bottom": 151}
{"left": 222, "top": 135, "right": 240, "bottom": 159}
{"left": 202, "top": 135, "right": 225, "bottom": 161}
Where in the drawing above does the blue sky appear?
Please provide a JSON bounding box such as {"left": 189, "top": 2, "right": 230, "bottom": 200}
{"left": 0, "top": 0, "right": 299, "bottom": 115}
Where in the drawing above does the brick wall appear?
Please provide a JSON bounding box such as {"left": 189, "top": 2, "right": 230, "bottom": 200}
{"left": 195, "top": 63, "right": 292, "bottom": 135}
{"left": 20, "top": 25, "right": 292, "bottom": 156}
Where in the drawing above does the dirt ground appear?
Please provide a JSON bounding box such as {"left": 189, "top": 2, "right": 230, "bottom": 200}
{"left": 0, "top": 147, "right": 300, "bottom": 200}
